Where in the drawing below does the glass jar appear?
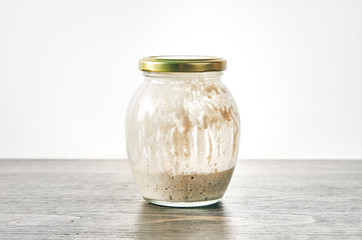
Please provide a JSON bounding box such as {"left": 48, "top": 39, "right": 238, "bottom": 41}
{"left": 126, "top": 56, "right": 240, "bottom": 207}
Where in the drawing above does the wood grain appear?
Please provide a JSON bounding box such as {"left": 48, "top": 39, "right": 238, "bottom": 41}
{"left": 0, "top": 160, "right": 361, "bottom": 239}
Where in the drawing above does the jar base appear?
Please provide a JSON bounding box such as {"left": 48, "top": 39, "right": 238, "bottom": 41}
{"left": 144, "top": 198, "right": 221, "bottom": 208}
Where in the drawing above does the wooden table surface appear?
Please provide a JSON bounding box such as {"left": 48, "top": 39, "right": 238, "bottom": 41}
{"left": 0, "top": 160, "right": 361, "bottom": 239}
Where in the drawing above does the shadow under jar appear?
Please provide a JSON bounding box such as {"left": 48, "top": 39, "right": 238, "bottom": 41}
{"left": 126, "top": 56, "right": 240, "bottom": 207}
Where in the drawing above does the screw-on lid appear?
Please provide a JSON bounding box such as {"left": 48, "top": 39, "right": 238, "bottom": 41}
{"left": 139, "top": 55, "right": 227, "bottom": 72}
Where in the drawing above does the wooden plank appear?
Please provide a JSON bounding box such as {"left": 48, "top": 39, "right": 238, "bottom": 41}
{"left": 0, "top": 160, "right": 361, "bottom": 239}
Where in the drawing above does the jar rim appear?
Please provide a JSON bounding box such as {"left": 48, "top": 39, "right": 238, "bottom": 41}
{"left": 139, "top": 55, "right": 226, "bottom": 72}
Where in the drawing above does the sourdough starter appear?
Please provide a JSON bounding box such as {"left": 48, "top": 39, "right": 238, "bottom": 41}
{"left": 133, "top": 167, "right": 234, "bottom": 202}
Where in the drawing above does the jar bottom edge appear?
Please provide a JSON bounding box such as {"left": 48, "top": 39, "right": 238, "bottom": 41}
{"left": 144, "top": 198, "right": 221, "bottom": 208}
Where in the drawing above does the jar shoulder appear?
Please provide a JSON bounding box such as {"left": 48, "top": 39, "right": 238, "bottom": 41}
{"left": 126, "top": 78, "right": 239, "bottom": 129}
{"left": 131, "top": 79, "right": 238, "bottom": 110}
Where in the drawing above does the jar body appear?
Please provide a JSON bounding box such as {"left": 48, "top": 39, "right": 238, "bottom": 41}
{"left": 126, "top": 71, "right": 240, "bottom": 207}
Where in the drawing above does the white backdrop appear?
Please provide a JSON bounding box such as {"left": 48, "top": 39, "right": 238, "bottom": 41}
{"left": 1, "top": 0, "right": 361, "bottom": 159}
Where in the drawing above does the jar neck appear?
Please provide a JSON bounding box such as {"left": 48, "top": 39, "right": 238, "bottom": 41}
{"left": 143, "top": 71, "right": 223, "bottom": 82}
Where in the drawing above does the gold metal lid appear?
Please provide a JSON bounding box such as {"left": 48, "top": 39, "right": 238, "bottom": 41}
{"left": 139, "top": 55, "right": 226, "bottom": 72}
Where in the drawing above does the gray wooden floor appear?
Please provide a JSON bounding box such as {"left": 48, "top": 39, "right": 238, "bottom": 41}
{"left": 0, "top": 160, "right": 361, "bottom": 239}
